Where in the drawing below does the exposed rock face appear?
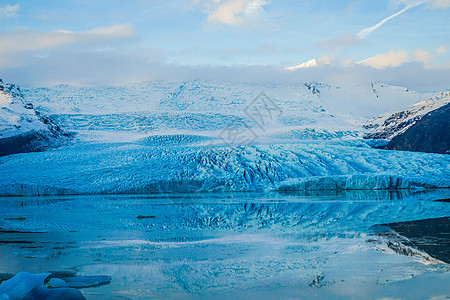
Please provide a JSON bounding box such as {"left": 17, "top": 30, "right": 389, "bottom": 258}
{"left": 364, "top": 93, "right": 450, "bottom": 140}
{"left": 386, "top": 103, "right": 449, "bottom": 154}
{"left": 0, "top": 79, "right": 71, "bottom": 157}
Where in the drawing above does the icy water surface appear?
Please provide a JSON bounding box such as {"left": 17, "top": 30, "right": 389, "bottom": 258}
{"left": 0, "top": 190, "right": 449, "bottom": 299}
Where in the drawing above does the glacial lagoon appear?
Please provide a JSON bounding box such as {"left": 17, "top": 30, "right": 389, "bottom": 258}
{"left": 1, "top": 190, "right": 449, "bottom": 299}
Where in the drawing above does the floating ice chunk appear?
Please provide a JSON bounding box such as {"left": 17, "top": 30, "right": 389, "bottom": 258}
{"left": 0, "top": 272, "right": 85, "bottom": 300}
{"left": 48, "top": 276, "right": 111, "bottom": 288}
{"left": 0, "top": 272, "right": 50, "bottom": 300}
{"left": 21, "top": 286, "right": 86, "bottom": 300}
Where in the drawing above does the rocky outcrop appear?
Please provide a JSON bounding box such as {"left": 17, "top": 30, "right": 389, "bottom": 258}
{"left": 386, "top": 103, "right": 449, "bottom": 154}
{"left": 364, "top": 93, "right": 450, "bottom": 140}
{"left": 0, "top": 79, "right": 72, "bottom": 157}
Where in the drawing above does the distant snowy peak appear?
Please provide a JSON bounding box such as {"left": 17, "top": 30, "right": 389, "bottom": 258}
{"left": 0, "top": 79, "right": 71, "bottom": 156}
{"left": 285, "top": 59, "right": 318, "bottom": 70}
{"left": 285, "top": 57, "right": 334, "bottom": 70}
{"left": 364, "top": 92, "right": 450, "bottom": 140}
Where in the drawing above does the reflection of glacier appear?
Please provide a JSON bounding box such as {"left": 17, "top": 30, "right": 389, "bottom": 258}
{"left": 2, "top": 191, "right": 449, "bottom": 232}
{"left": 1, "top": 193, "right": 449, "bottom": 297}
{"left": 0, "top": 140, "right": 449, "bottom": 196}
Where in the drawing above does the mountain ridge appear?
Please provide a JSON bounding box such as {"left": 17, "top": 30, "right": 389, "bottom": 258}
{"left": 0, "top": 79, "right": 71, "bottom": 156}
{"left": 22, "top": 80, "right": 449, "bottom": 144}
{"left": 385, "top": 103, "right": 450, "bottom": 154}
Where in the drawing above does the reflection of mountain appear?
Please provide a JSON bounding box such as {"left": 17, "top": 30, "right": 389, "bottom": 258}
{"left": 373, "top": 217, "right": 450, "bottom": 264}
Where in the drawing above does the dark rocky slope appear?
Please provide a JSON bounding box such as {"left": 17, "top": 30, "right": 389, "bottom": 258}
{"left": 364, "top": 93, "right": 450, "bottom": 140}
{"left": 0, "top": 79, "right": 72, "bottom": 157}
{"left": 386, "top": 103, "right": 449, "bottom": 154}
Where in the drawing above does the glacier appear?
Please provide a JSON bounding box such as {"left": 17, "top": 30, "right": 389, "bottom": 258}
{"left": 0, "top": 140, "right": 449, "bottom": 196}
{"left": 0, "top": 80, "right": 448, "bottom": 196}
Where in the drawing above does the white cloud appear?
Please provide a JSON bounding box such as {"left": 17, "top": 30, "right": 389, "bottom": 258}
{"left": 195, "top": 0, "right": 270, "bottom": 25}
{"left": 358, "top": 47, "right": 448, "bottom": 69}
{"left": 0, "top": 24, "right": 137, "bottom": 69}
{"left": 427, "top": 0, "right": 450, "bottom": 7}
{"left": 436, "top": 46, "right": 447, "bottom": 55}
{"left": 0, "top": 24, "right": 136, "bottom": 56}
{"left": 357, "top": 1, "right": 423, "bottom": 39}
{"left": 358, "top": 50, "right": 409, "bottom": 69}
{"left": 413, "top": 49, "right": 434, "bottom": 63}
{"left": 0, "top": 3, "right": 19, "bottom": 18}
{"left": 244, "top": 0, "right": 268, "bottom": 14}
{"left": 320, "top": 1, "right": 423, "bottom": 51}
{"left": 3, "top": 51, "right": 450, "bottom": 92}
{"left": 393, "top": 0, "right": 450, "bottom": 8}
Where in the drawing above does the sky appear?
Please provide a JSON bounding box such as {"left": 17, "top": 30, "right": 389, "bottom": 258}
{"left": 0, "top": 0, "right": 450, "bottom": 89}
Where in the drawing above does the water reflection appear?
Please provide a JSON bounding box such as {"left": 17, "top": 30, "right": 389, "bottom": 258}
{"left": 0, "top": 190, "right": 449, "bottom": 298}
{"left": 0, "top": 196, "right": 71, "bottom": 209}
{"left": 373, "top": 217, "right": 450, "bottom": 264}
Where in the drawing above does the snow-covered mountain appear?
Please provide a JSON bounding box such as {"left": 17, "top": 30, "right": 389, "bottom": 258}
{"left": 22, "top": 80, "right": 447, "bottom": 144}
{"left": 385, "top": 102, "right": 450, "bottom": 154}
{"left": 0, "top": 79, "right": 70, "bottom": 156}
{"left": 364, "top": 92, "right": 450, "bottom": 140}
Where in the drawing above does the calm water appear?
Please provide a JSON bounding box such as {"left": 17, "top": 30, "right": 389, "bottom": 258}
{"left": 1, "top": 190, "right": 449, "bottom": 299}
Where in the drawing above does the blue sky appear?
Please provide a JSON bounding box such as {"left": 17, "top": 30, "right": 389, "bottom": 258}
{"left": 0, "top": 0, "right": 449, "bottom": 88}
